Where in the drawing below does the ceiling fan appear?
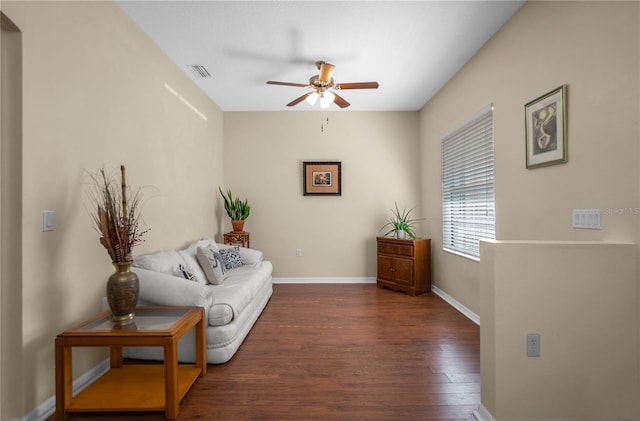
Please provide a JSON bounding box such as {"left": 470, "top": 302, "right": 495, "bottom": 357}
{"left": 266, "top": 61, "right": 379, "bottom": 109}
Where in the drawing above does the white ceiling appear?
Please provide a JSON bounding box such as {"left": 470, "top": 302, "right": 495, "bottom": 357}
{"left": 116, "top": 0, "right": 524, "bottom": 111}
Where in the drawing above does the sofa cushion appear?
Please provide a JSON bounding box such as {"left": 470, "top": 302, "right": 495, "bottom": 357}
{"left": 134, "top": 250, "right": 184, "bottom": 276}
{"left": 206, "top": 260, "right": 273, "bottom": 326}
{"left": 185, "top": 240, "right": 263, "bottom": 265}
{"left": 216, "top": 243, "right": 263, "bottom": 264}
{"left": 175, "top": 264, "right": 197, "bottom": 281}
{"left": 208, "top": 303, "right": 234, "bottom": 326}
{"left": 196, "top": 246, "right": 228, "bottom": 285}
{"left": 177, "top": 250, "right": 207, "bottom": 285}
{"left": 133, "top": 248, "right": 210, "bottom": 285}
{"left": 218, "top": 246, "right": 245, "bottom": 270}
{"left": 185, "top": 239, "right": 219, "bottom": 255}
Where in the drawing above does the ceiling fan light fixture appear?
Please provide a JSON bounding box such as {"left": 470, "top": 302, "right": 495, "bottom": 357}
{"left": 320, "top": 90, "right": 335, "bottom": 109}
{"left": 266, "top": 61, "right": 378, "bottom": 109}
{"left": 306, "top": 92, "right": 319, "bottom": 106}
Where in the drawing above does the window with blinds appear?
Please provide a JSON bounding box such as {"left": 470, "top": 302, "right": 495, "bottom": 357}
{"left": 441, "top": 105, "right": 495, "bottom": 260}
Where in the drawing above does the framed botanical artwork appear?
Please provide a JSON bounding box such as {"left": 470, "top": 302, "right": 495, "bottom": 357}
{"left": 525, "top": 85, "right": 568, "bottom": 169}
{"left": 303, "top": 161, "right": 341, "bottom": 196}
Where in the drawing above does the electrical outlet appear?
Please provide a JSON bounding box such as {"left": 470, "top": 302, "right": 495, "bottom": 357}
{"left": 296, "top": 248, "right": 303, "bottom": 257}
{"left": 527, "top": 333, "right": 541, "bottom": 357}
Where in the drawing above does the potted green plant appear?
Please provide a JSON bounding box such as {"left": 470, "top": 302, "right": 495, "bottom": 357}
{"left": 219, "top": 187, "right": 251, "bottom": 232}
{"left": 380, "top": 202, "right": 424, "bottom": 240}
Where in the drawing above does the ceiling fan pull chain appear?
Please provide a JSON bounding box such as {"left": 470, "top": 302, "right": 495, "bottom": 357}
{"left": 320, "top": 116, "right": 330, "bottom": 133}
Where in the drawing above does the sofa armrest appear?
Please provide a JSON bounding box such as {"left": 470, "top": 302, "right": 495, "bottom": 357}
{"left": 215, "top": 243, "right": 263, "bottom": 265}
{"left": 239, "top": 247, "right": 263, "bottom": 265}
{"left": 133, "top": 267, "right": 214, "bottom": 321}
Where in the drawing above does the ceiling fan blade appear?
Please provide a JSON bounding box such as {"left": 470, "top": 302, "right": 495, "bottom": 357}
{"left": 335, "top": 82, "right": 379, "bottom": 90}
{"left": 266, "top": 81, "right": 309, "bottom": 88}
{"left": 287, "top": 92, "right": 314, "bottom": 107}
{"left": 332, "top": 92, "right": 350, "bottom": 109}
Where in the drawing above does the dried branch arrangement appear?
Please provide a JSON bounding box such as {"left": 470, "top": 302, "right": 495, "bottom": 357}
{"left": 87, "top": 165, "right": 148, "bottom": 263}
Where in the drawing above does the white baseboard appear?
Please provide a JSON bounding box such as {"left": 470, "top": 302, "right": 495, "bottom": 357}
{"left": 473, "top": 404, "right": 496, "bottom": 421}
{"left": 431, "top": 285, "right": 480, "bottom": 325}
{"left": 471, "top": 404, "right": 636, "bottom": 421}
{"left": 273, "top": 277, "right": 376, "bottom": 284}
{"left": 18, "top": 358, "right": 110, "bottom": 421}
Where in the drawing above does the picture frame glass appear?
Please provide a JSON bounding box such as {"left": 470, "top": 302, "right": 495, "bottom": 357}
{"left": 525, "top": 85, "right": 567, "bottom": 169}
{"left": 312, "top": 171, "right": 332, "bottom": 186}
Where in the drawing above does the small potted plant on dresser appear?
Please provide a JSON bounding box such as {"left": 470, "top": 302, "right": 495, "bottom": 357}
{"left": 379, "top": 202, "right": 423, "bottom": 239}
{"left": 377, "top": 203, "right": 430, "bottom": 295}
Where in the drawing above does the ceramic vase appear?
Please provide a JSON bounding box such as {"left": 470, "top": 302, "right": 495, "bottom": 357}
{"left": 396, "top": 230, "right": 407, "bottom": 240}
{"left": 106, "top": 261, "right": 139, "bottom": 326}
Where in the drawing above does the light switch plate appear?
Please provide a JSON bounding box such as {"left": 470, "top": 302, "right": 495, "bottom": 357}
{"left": 572, "top": 209, "right": 601, "bottom": 229}
{"left": 43, "top": 210, "right": 55, "bottom": 232}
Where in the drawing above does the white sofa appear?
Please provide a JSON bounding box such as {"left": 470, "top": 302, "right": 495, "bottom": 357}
{"left": 126, "top": 239, "right": 273, "bottom": 364}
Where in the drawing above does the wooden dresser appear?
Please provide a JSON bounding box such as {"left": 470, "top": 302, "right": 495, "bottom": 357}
{"left": 376, "top": 237, "right": 431, "bottom": 296}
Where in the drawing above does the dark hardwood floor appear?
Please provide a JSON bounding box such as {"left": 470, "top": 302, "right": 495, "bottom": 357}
{"left": 51, "top": 283, "right": 480, "bottom": 420}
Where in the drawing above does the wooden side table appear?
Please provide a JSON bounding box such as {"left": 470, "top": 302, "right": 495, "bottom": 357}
{"left": 55, "top": 306, "right": 206, "bottom": 420}
{"left": 224, "top": 231, "right": 250, "bottom": 248}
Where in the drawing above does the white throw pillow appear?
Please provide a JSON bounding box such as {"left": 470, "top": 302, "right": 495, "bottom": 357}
{"left": 196, "top": 246, "right": 228, "bottom": 285}
{"left": 175, "top": 264, "right": 197, "bottom": 281}
{"left": 177, "top": 250, "right": 207, "bottom": 285}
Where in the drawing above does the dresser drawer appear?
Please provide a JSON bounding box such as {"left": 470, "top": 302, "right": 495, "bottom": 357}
{"left": 377, "top": 241, "right": 414, "bottom": 257}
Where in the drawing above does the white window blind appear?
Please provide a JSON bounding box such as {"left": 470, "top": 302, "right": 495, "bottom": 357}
{"left": 441, "top": 105, "right": 495, "bottom": 260}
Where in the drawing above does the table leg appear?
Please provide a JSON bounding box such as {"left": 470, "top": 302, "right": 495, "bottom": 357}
{"left": 164, "top": 339, "right": 179, "bottom": 419}
{"left": 110, "top": 345, "right": 123, "bottom": 368}
{"left": 55, "top": 338, "right": 71, "bottom": 421}
{"left": 196, "top": 308, "right": 207, "bottom": 376}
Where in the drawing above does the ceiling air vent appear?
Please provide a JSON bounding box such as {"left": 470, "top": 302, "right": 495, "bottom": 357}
{"left": 188, "top": 65, "right": 211, "bottom": 79}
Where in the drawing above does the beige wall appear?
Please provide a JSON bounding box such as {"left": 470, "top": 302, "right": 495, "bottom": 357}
{"left": 2, "top": 0, "right": 640, "bottom": 419}
{"left": 0, "top": 1, "right": 223, "bottom": 417}
{"left": 223, "top": 111, "right": 421, "bottom": 278}
{"left": 419, "top": 1, "right": 640, "bottom": 419}
{"left": 420, "top": 0, "right": 640, "bottom": 314}
{"left": 480, "top": 241, "right": 638, "bottom": 420}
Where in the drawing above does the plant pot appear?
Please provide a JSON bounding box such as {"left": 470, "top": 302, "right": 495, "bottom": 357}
{"left": 231, "top": 220, "right": 245, "bottom": 232}
{"left": 106, "top": 261, "right": 139, "bottom": 326}
{"left": 396, "top": 230, "right": 407, "bottom": 240}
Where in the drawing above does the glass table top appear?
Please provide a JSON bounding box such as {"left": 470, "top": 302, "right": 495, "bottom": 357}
{"left": 77, "top": 307, "right": 192, "bottom": 332}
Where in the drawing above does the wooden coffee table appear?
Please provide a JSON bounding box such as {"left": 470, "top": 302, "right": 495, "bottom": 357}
{"left": 55, "top": 306, "right": 206, "bottom": 420}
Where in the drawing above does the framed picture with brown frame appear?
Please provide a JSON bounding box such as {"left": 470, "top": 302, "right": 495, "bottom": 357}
{"left": 525, "top": 85, "right": 568, "bottom": 169}
{"left": 303, "top": 161, "right": 341, "bottom": 196}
